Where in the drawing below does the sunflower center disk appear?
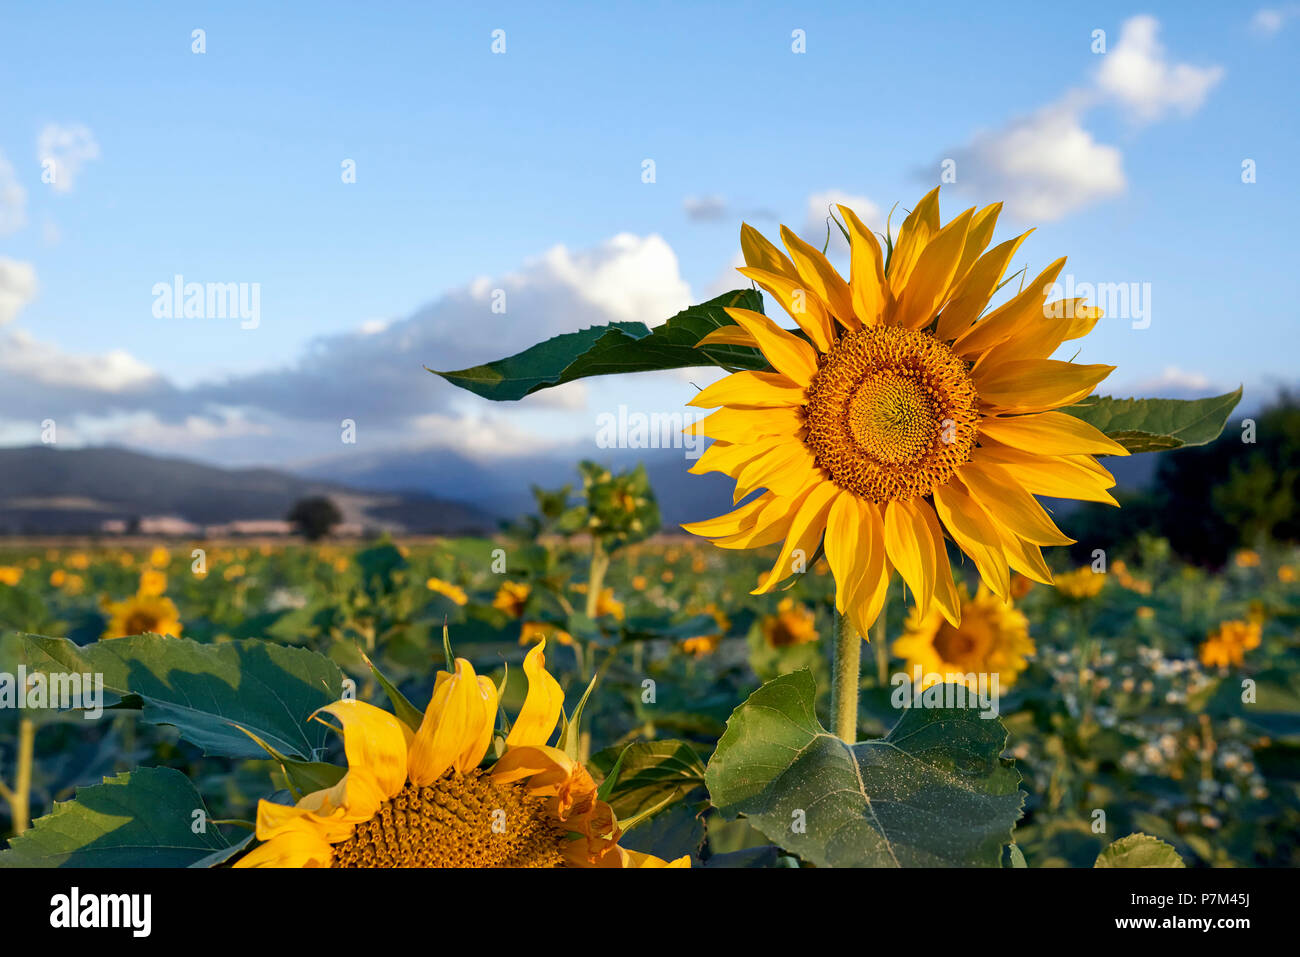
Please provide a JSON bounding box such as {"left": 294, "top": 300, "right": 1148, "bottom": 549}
{"left": 803, "top": 325, "right": 978, "bottom": 503}
{"left": 330, "top": 769, "right": 567, "bottom": 868}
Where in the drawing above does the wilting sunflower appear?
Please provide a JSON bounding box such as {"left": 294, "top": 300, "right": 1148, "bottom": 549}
{"left": 101, "top": 592, "right": 182, "bottom": 639}
{"left": 235, "top": 641, "right": 686, "bottom": 868}
{"left": 683, "top": 188, "right": 1126, "bottom": 635}
{"left": 892, "top": 582, "right": 1034, "bottom": 688}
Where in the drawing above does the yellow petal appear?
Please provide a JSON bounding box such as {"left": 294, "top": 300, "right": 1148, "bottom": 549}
{"left": 681, "top": 493, "right": 773, "bottom": 537}
{"left": 914, "top": 498, "right": 961, "bottom": 626}
{"left": 888, "top": 186, "right": 942, "bottom": 290}
{"left": 736, "top": 265, "right": 836, "bottom": 351}
{"left": 933, "top": 483, "right": 1010, "bottom": 600}
{"left": 723, "top": 307, "right": 819, "bottom": 385}
{"left": 685, "top": 406, "right": 803, "bottom": 444}
{"left": 883, "top": 499, "right": 934, "bottom": 613}
{"left": 956, "top": 461, "right": 1074, "bottom": 546}
{"left": 505, "top": 639, "right": 565, "bottom": 748}
{"left": 711, "top": 487, "right": 809, "bottom": 549}
{"left": 234, "top": 819, "right": 335, "bottom": 868}
{"left": 313, "top": 700, "right": 408, "bottom": 800}
{"left": 733, "top": 440, "right": 818, "bottom": 501}
{"left": 752, "top": 481, "right": 838, "bottom": 594}
{"left": 952, "top": 256, "right": 1066, "bottom": 357}
{"left": 779, "top": 225, "right": 856, "bottom": 324}
{"left": 687, "top": 370, "right": 805, "bottom": 409}
{"left": 978, "top": 410, "right": 1129, "bottom": 457}
{"left": 891, "top": 207, "right": 974, "bottom": 331}
{"left": 741, "top": 222, "right": 800, "bottom": 281}
{"left": 687, "top": 439, "right": 774, "bottom": 479}
{"left": 408, "top": 658, "right": 493, "bottom": 784}
{"left": 949, "top": 203, "right": 1002, "bottom": 292}
{"left": 696, "top": 325, "right": 759, "bottom": 349}
{"left": 837, "top": 204, "right": 885, "bottom": 327}
{"left": 976, "top": 359, "right": 1115, "bottom": 413}
{"left": 973, "top": 445, "right": 1118, "bottom": 506}
{"left": 824, "top": 491, "right": 864, "bottom": 614}
{"left": 934, "top": 230, "right": 1033, "bottom": 342}
{"left": 847, "top": 501, "right": 890, "bottom": 635}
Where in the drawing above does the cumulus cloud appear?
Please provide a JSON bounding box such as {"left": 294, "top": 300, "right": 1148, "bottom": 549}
{"left": 945, "top": 99, "right": 1125, "bottom": 221}
{"left": 0, "top": 152, "right": 27, "bottom": 235}
{"left": 37, "top": 124, "right": 101, "bottom": 193}
{"left": 0, "top": 258, "right": 38, "bottom": 325}
{"left": 0, "top": 232, "right": 694, "bottom": 461}
{"left": 935, "top": 15, "right": 1221, "bottom": 221}
{"left": 1095, "top": 16, "right": 1225, "bottom": 123}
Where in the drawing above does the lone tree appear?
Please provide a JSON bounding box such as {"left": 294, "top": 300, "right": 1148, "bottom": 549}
{"left": 286, "top": 496, "right": 343, "bottom": 541}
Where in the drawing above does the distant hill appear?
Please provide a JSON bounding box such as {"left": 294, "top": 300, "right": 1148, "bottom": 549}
{"left": 0, "top": 446, "right": 495, "bottom": 536}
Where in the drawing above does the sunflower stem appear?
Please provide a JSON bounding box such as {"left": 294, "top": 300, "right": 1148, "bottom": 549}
{"left": 12, "top": 718, "right": 35, "bottom": 835}
{"left": 830, "top": 610, "right": 861, "bottom": 743}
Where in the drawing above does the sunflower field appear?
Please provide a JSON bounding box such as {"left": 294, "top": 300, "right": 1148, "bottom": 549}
{"left": 2, "top": 191, "right": 1293, "bottom": 875}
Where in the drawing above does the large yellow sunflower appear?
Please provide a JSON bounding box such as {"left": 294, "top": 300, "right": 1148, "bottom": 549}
{"left": 683, "top": 188, "right": 1127, "bottom": 634}
{"left": 235, "top": 640, "right": 687, "bottom": 868}
{"left": 892, "top": 582, "right": 1034, "bottom": 688}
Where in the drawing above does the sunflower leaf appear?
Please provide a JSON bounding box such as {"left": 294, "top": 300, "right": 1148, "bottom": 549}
{"left": 706, "top": 670, "right": 1024, "bottom": 867}
{"left": 0, "top": 633, "right": 344, "bottom": 760}
{"left": 0, "top": 767, "right": 229, "bottom": 868}
{"left": 426, "top": 289, "right": 768, "bottom": 401}
{"left": 1062, "top": 388, "right": 1243, "bottom": 453}
{"left": 1094, "top": 833, "right": 1186, "bottom": 868}
{"left": 592, "top": 739, "right": 707, "bottom": 821}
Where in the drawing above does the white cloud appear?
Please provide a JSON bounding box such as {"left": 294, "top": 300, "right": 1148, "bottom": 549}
{"left": 0, "top": 152, "right": 27, "bottom": 235}
{"left": 37, "top": 123, "right": 101, "bottom": 193}
{"left": 946, "top": 100, "right": 1125, "bottom": 221}
{"left": 0, "top": 258, "right": 38, "bottom": 325}
{"left": 1095, "top": 16, "right": 1225, "bottom": 123}
{"left": 0, "top": 232, "right": 696, "bottom": 462}
{"left": 1250, "top": 6, "right": 1299, "bottom": 35}
{"left": 1124, "top": 365, "right": 1214, "bottom": 397}
{"left": 0, "top": 328, "right": 159, "bottom": 392}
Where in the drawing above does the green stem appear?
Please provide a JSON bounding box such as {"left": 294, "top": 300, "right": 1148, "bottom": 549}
{"left": 830, "top": 610, "right": 861, "bottom": 743}
{"left": 584, "top": 539, "right": 609, "bottom": 619}
{"left": 12, "top": 718, "right": 35, "bottom": 835}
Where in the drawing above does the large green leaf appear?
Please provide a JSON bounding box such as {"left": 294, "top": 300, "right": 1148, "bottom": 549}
{"left": 1094, "top": 833, "right": 1185, "bottom": 868}
{"left": 1062, "top": 388, "right": 1242, "bottom": 453}
{"left": 0, "top": 767, "right": 229, "bottom": 867}
{"left": 706, "top": 671, "right": 1024, "bottom": 867}
{"left": 0, "top": 633, "right": 344, "bottom": 760}
{"left": 427, "top": 289, "right": 767, "bottom": 401}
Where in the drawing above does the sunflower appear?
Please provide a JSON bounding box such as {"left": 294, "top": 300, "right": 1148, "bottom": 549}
{"left": 1053, "top": 566, "right": 1106, "bottom": 600}
{"left": 235, "top": 641, "right": 686, "bottom": 868}
{"left": 138, "top": 568, "right": 167, "bottom": 597}
{"left": 761, "top": 597, "right": 818, "bottom": 648}
{"left": 426, "top": 576, "right": 469, "bottom": 605}
{"left": 892, "top": 582, "right": 1034, "bottom": 688}
{"left": 102, "top": 592, "right": 183, "bottom": 639}
{"left": 683, "top": 188, "right": 1126, "bottom": 635}
{"left": 681, "top": 602, "right": 730, "bottom": 657}
{"left": 493, "top": 580, "right": 531, "bottom": 618}
{"left": 1198, "top": 620, "right": 1261, "bottom": 669}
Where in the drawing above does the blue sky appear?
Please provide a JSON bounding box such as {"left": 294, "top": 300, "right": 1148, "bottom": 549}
{"left": 0, "top": 1, "right": 1296, "bottom": 468}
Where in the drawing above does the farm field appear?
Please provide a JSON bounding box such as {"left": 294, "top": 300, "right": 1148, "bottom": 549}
{"left": 3, "top": 533, "right": 1297, "bottom": 867}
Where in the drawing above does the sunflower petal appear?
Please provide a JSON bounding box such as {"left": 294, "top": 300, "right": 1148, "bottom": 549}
{"left": 952, "top": 256, "right": 1066, "bottom": 358}
{"left": 779, "top": 225, "right": 856, "bottom": 324}
{"left": 408, "top": 658, "right": 493, "bottom": 784}
{"left": 883, "top": 499, "right": 934, "bottom": 613}
{"left": 888, "top": 186, "right": 942, "bottom": 290}
{"left": 752, "top": 481, "right": 837, "bottom": 594}
{"left": 736, "top": 265, "right": 836, "bottom": 351}
{"left": 741, "top": 222, "right": 800, "bottom": 281}
{"left": 687, "top": 370, "right": 806, "bottom": 409}
{"left": 838, "top": 204, "right": 885, "bottom": 327}
{"left": 723, "top": 307, "right": 819, "bottom": 385}
{"left": 892, "top": 207, "right": 974, "bottom": 330}
{"left": 914, "top": 498, "right": 961, "bottom": 626}
{"left": 933, "top": 483, "right": 1010, "bottom": 600}
{"left": 824, "top": 491, "right": 864, "bottom": 614}
{"left": 978, "top": 410, "right": 1129, "bottom": 457}
{"left": 976, "top": 359, "right": 1115, "bottom": 413}
{"left": 957, "top": 461, "right": 1074, "bottom": 546}
{"left": 313, "top": 700, "right": 408, "bottom": 800}
{"left": 934, "top": 230, "right": 1033, "bottom": 342}
{"left": 505, "top": 639, "right": 565, "bottom": 748}
{"left": 696, "top": 325, "right": 759, "bottom": 349}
